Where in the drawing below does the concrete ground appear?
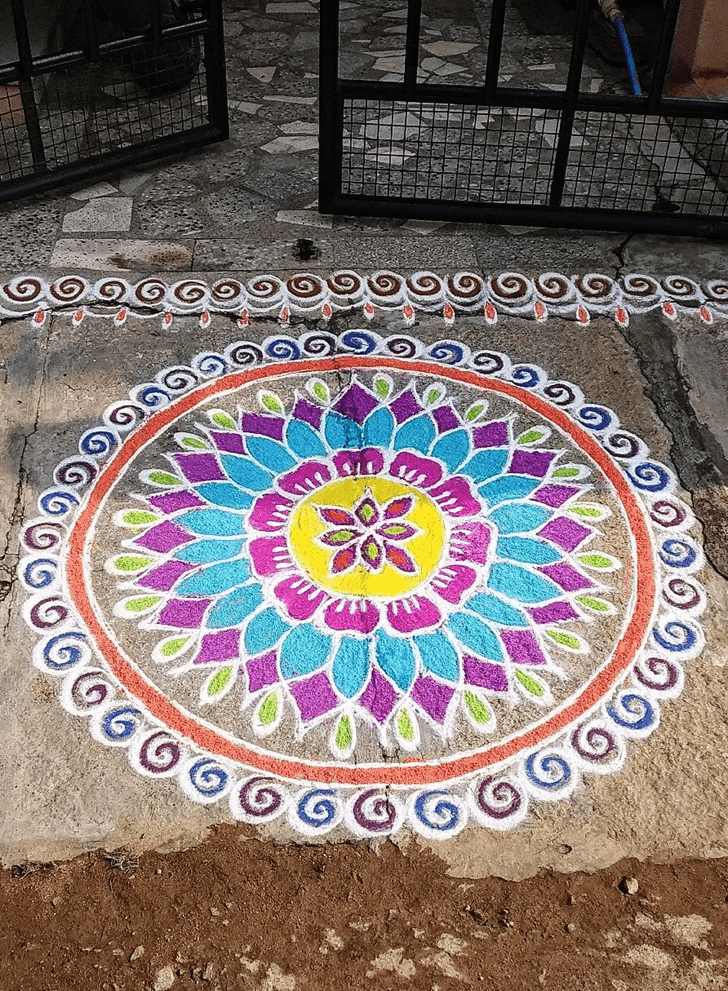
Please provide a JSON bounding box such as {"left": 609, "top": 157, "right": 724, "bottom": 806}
{"left": 1, "top": 0, "right": 728, "bottom": 988}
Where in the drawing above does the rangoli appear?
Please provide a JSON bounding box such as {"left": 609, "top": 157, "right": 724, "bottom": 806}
{"left": 17, "top": 277, "right": 706, "bottom": 839}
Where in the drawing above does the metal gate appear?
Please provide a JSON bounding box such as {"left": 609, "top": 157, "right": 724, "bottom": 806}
{"left": 318, "top": 0, "right": 728, "bottom": 235}
{"left": 1, "top": 0, "right": 227, "bottom": 202}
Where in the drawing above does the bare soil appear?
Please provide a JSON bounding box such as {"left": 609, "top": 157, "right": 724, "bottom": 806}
{"left": 2, "top": 828, "right": 727, "bottom": 991}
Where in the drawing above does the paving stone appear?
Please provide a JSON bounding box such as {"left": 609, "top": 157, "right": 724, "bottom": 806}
{"left": 62, "top": 197, "right": 133, "bottom": 234}
{"left": 49, "top": 239, "right": 193, "bottom": 272}
{"left": 69, "top": 182, "right": 118, "bottom": 201}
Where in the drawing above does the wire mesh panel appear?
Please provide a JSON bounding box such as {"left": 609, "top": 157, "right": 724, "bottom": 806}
{"left": 320, "top": 0, "right": 728, "bottom": 235}
{"left": 1, "top": 0, "right": 227, "bottom": 201}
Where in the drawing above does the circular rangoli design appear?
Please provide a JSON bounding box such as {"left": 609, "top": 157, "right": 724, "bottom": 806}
{"left": 20, "top": 329, "right": 706, "bottom": 839}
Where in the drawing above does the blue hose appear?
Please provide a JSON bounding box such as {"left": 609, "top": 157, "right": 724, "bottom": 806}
{"left": 614, "top": 15, "right": 642, "bottom": 96}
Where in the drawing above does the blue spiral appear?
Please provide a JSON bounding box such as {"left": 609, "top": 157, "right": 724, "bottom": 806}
{"left": 628, "top": 461, "right": 671, "bottom": 492}
{"left": 39, "top": 489, "right": 79, "bottom": 517}
{"left": 524, "top": 751, "right": 572, "bottom": 790}
{"left": 652, "top": 619, "right": 697, "bottom": 653}
{"left": 297, "top": 788, "right": 338, "bottom": 828}
{"left": 100, "top": 706, "right": 143, "bottom": 742}
{"left": 187, "top": 758, "right": 230, "bottom": 797}
{"left": 79, "top": 428, "right": 118, "bottom": 458}
{"left": 265, "top": 337, "right": 301, "bottom": 361}
{"left": 23, "top": 557, "right": 57, "bottom": 589}
{"left": 340, "top": 330, "right": 377, "bottom": 354}
{"left": 659, "top": 538, "right": 697, "bottom": 570}
{"left": 413, "top": 791, "right": 461, "bottom": 832}
{"left": 510, "top": 366, "right": 542, "bottom": 389}
{"left": 40, "top": 631, "right": 89, "bottom": 671}
{"left": 192, "top": 353, "right": 228, "bottom": 378}
{"left": 428, "top": 341, "right": 465, "bottom": 365}
{"left": 577, "top": 405, "right": 613, "bottom": 432}
{"left": 137, "top": 385, "right": 172, "bottom": 409}
{"left": 606, "top": 692, "right": 656, "bottom": 732}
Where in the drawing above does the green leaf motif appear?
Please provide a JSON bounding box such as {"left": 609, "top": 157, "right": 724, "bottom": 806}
{"left": 546, "top": 629, "right": 584, "bottom": 651}
{"left": 465, "top": 691, "right": 492, "bottom": 724}
{"left": 518, "top": 429, "right": 544, "bottom": 445}
{"left": 553, "top": 466, "right": 579, "bottom": 478}
{"left": 211, "top": 411, "right": 236, "bottom": 430}
{"left": 113, "top": 554, "right": 152, "bottom": 573}
{"left": 335, "top": 715, "right": 352, "bottom": 751}
{"left": 569, "top": 504, "right": 605, "bottom": 519}
{"left": 515, "top": 669, "right": 544, "bottom": 697}
{"left": 397, "top": 709, "right": 415, "bottom": 741}
{"left": 466, "top": 402, "right": 486, "bottom": 422}
{"left": 148, "top": 470, "right": 180, "bottom": 487}
{"left": 207, "top": 665, "right": 234, "bottom": 698}
{"left": 576, "top": 595, "right": 611, "bottom": 614}
{"left": 374, "top": 376, "right": 391, "bottom": 399}
{"left": 309, "top": 379, "right": 329, "bottom": 403}
{"left": 258, "top": 692, "right": 278, "bottom": 725}
{"left": 123, "top": 595, "right": 162, "bottom": 614}
{"left": 578, "top": 553, "right": 617, "bottom": 570}
{"left": 159, "top": 636, "right": 190, "bottom": 658}
{"left": 122, "top": 509, "right": 159, "bottom": 526}
{"left": 181, "top": 436, "right": 208, "bottom": 450}
{"left": 260, "top": 392, "right": 283, "bottom": 413}
{"left": 426, "top": 387, "right": 443, "bottom": 405}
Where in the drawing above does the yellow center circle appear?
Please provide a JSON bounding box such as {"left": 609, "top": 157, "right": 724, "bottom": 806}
{"left": 287, "top": 476, "right": 446, "bottom": 598}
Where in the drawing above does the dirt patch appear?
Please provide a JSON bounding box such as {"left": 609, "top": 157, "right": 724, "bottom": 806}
{"left": 2, "top": 828, "right": 728, "bottom": 990}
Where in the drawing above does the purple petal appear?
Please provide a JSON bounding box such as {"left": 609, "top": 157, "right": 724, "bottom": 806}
{"left": 428, "top": 476, "right": 481, "bottom": 517}
{"left": 359, "top": 668, "right": 398, "bottom": 722}
{"left": 247, "top": 651, "right": 278, "bottom": 692}
{"left": 333, "top": 449, "right": 384, "bottom": 478}
{"left": 532, "top": 484, "right": 581, "bottom": 508}
{"left": 386, "top": 595, "right": 441, "bottom": 633}
{"left": 377, "top": 522, "right": 417, "bottom": 541}
{"left": 174, "top": 453, "right": 226, "bottom": 484}
{"left": 355, "top": 494, "right": 380, "bottom": 527}
{"left": 324, "top": 598, "right": 379, "bottom": 634}
{"left": 500, "top": 629, "right": 547, "bottom": 666}
{"left": 147, "top": 490, "right": 206, "bottom": 515}
{"left": 331, "top": 547, "right": 358, "bottom": 574}
{"left": 136, "top": 559, "right": 195, "bottom": 591}
{"left": 332, "top": 382, "right": 379, "bottom": 424}
{"left": 390, "top": 389, "right": 422, "bottom": 424}
{"left": 318, "top": 506, "right": 357, "bottom": 527}
{"left": 388, "top": 451, "right": 443, "bottom": 488}
{"left": 320, "top": 528, "right": 360, "bottom": 547}
{"left": 383, "top": 542, "right": 416, "bottom": 574}
{"left": 538, "top": 517, "right": 592, "bottom": 552}
{"left": 278, "top": 461, "right": 331, "bottom": 496}
{"left": 293, "top": 397, "right": 323, "bottom": 430}
{"left": 463, "top": 656, "right": 508, "bottom": 691}
{"left": 539, "top": 563, "right": 594, "bottom": 592}
{"left": 360, "top": 535, "right": 384, "bottom": 570}
{"left": 433, "top": 405, "right": 460, "bottom": 433}
{"left": 209, "top": 431, "right": 246, "bottom": 455}
{"left": 274, "top": 576, "right": 329, "bottom": 620}
{"left": 529, "top": 601, "right": 581, "bottom": 624}
{"left": 411, "top": 676, "right": 454, "bottom": 724}
{"left": 241, "top": 412, "right": 284, "bottom": 440}
{"left": 194, "top": 628, "right": 241, "bottom": 664}
{"left": 158, "top": 597, "right": 211, "bottom": 628}
{"left": 249, "top": 492, "right": 294, "bottom": 532}
{"left": 509, "top": 450, "right": 556, "bottom": 478}
{"left": 135, "top": 521, "right": 195, "bottom": 553}
{"left": 430, "top": 564, "right": 478, "bottom": 604}
{"left": 250, "top": 536, "right": 293, "bottom": 577}
{"left": 289, "top": 672, "right": 339, "bottom": 722}
{"left": 383, "top": 495, "right": 414, "bottom": 520}
{"left": 473, "top": 421, "right": 508, "bottom": 448}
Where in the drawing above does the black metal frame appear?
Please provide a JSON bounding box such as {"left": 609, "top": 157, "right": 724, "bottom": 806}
{"left": 318, "top": 0, "right": 728, "bottom": 236}
{"left": 1, "top": 0, "right": 228, "bottom": 202}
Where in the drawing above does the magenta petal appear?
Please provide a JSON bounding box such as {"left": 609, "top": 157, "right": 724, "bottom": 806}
{"left": 247, "top": 651, "right": 278, "bottom": 692}
{"left": 333, "top": 449, "right": 385, "bottom": 478}
{"left": 318, "top": 506, "right": 357, "bottom": 527}
{"left": 500, "top": 629, "right": 548, "bottom": 666}
{"left": 250, "top": 536, "right": 293, "bottom": 577}
{"left": 386, "top": 595, "right": 441, "bottom": 633}
{"left": 324, "top": 598, "right": 380, "bottom": 634}
{"left": 377, "top": 522, "right": 417, "bottom": 541}
{"left": 383, "top": 495, "right": 414, "bottom": 520}
{"left": 289, "top": 672, "right": 339, "bottom": 722}
{"left": 135, "top": 521, "right": 195, "bottom": 553}
{"left": 538, "top": 517, "right": 592, "bottom": 552}
{"left": 158, "top": 597, "right": 211, "bottom": 628}
{"left": 194, "top": 628, "right": 241, "bottom": 664}
{"left": 383, "top": 542, "right": 416, "bottom": 574}
{"left": 332, "top": 546, "right": 357, "bottom": 574}
{"left": 529, "top": 601, "right": 581, "bottom": 624}
{"left": 539, "top": 562, "right": 594, "bottom": 592}
{"left": 359, "top": 668, "right": 398, "bottom": 722}
{"left": 449, "top": 521, "right": 492, "bottom": 565}
{"left": 411, "top": 676, "right": 454, "bottom": 724}
{"left": 136, "top": 559, "right": 194, "bottom": 591}
{"left": 388, "top": 451, "right": 443, "bottom": 488}
{"left": 355, "top": 495, "right": 380, "bottom": 527}
{"left": 147, "top": 490, "right": 206, "bottom": 515}
{"left": 278, "top": 461, "right": 331, "bottom": 496}
{"left": 428, "top": 476, "right": 481, "bottom": 517}
{"left": 249, "top": 492, "right": 294, "bottom": 532}
{"left": 463, "top": 655, "right": 509, "bottom": 691}
{"left": 320, "top": 528, "right": 360, "bottom": 548}
{"left": 174, "top": 453, "right": 226, "bottom": 483}
{"left": 274, "top": 575, "right": 329, "bottom": 620}
{"left": 431, "top": 564, "right": 478, "bottom": 604}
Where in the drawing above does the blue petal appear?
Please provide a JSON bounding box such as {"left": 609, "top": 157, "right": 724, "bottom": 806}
{"left": 245, "top": 436, "right": 297, "bottom": 473}
{"left": 362, "top": 407, "right": 394, "bottom": 447}
{"left": 394, "top": 414, "right": 436, "bottom": 454}
{"left": 487, "top": 562, "right": 560, "bottom": 604}
{"left": 324, "top": 411, "right": 363, "bottom": 449}
{"left": 478, "top": 475, "right": 542, "bottom": 507}
{"left": 177, "top": 509, "right": 245, "bottom": 537}
{"left": 279, "top": 624, "right": 332, "bottom": 679}
{"left": 414, "top": 632, "right": 460, "bottom": 682}
{"left": 465, "top": 592, "right": 529, "bottom": 627}
{"left": 460, "top": 449, "right": 509, "bottom": 483}
{"left": 489, "top": 502, "right": 553, "bottom": 534}
{"left": 207, "top": 584, "right": 264, "bottom": 628}
{"left": 332, "top": 637, "right": 370, "bottom": 697}
{"left": 174, "top": 538, "right": 245, "bottom": 564}
{"left": 430, "top": 429, "right": 470, "bottom": 472}
{"left": 285, "top": 419, "right": 327, "bottom": 458}
{"left": 375, "top": 630, "right": 416, "bottom": 691}
{"left": 244, "top": 607, "right": 291, "bottom": 653}
{"left": 195, "top": 483, "right": 253, "bottom": 510}
{"left": 497, "top": 536, "right": 561, "bottom": 565}
{"left": 446, "top": 613, "right": 504, "bottom": 661}
{"left": 220, "top": 455, "right": 274, "bottom": 492}
{"left": 176, "top": 559, "right": 251, "bottom": 597}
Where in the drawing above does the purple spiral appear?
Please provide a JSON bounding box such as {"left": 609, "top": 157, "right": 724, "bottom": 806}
{"left": 476, "top": 775, "right": 523, "bottom": 820}
{"left": 22, "top": 521, "right": 65, "bottom": 552}
{"left": 70, "top": 670, "right": 111, "bottom": 710}
{"left": 571, "top": 723, "right": 618, "bottom": 763}
{"left": 352, "top": 788, "right": 397, "bottom": 832}
{"left": 633, "top": 655, "right": 680, "bottom": 692}
{"left": 237, "top": 776, "right": 284, "bottom": 817}
{"left": 29, "top": 596, "right": 68, "bottom": 630}
{"left": 138, "top": 731, "right": 181, "bottom": 774}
